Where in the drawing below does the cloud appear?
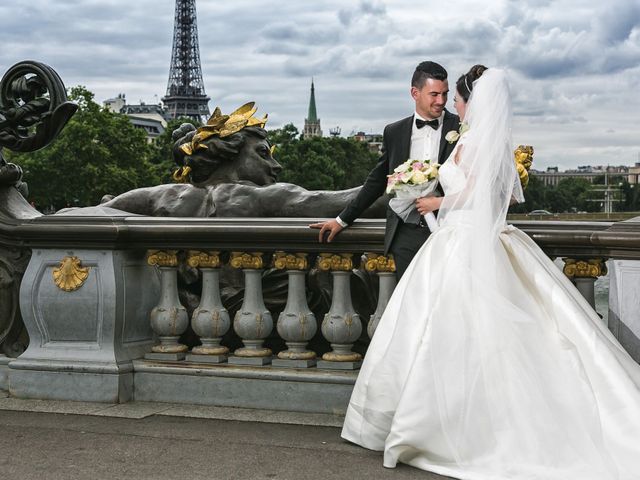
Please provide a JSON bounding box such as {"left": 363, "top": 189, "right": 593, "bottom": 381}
{"left": 0, "top": 0, "right": 638, "bottom": 171}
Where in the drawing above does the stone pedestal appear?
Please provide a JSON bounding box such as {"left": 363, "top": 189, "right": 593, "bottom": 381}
{"left": 10, "top": 249, "right": 158, "bottom": 402}
{"left": 363, "top": 254, "right": 396, "bottom": 338}
{"left": 273, "top": 253, "right": 317, "bottom": 367}
{"left": 317, "top": 254, "right": 362, "bottom": 370}
{"left": 228, "top": 253, "right": 273, "bottom": 364}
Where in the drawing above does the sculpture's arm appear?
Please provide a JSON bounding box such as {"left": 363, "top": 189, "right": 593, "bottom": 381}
{"left": 212, "top": 183, "right": 386, "bottom": 219}
{"left": 101, "top": 184, "right": 211, "bottom": 217}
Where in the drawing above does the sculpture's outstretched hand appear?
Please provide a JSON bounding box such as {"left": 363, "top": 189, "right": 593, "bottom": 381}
{"left": 309, "top": 219, "right": 344, "bottom": 243}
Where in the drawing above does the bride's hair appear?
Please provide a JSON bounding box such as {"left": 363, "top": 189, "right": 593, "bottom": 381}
{"left": 456, "top": 64, "right": 488, "bottom": 102}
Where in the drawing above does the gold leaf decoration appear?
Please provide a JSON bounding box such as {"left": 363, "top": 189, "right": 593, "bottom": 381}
{"left": 363, "top": 253, "right": 396, "bottom": 273}
{"left": 176, "top": 102, "right": 269, "bottom": 169}
{"left": 563, "top": 258, "right": 607, "bottom": 279}
{"left": 272, "top": 252, "right": 308, "bottom": 270}
{"left": 317, "top": 253, "right": 353, "bottom": 272}
{"left": 187, "top": 250, "right": 221, "bottom": 268}
{"left": 230, "top": 252, "right": 264, "bottom": 269}
{"left": 147, "top": 250, "right": 179, "bottom": 267}
{"left": 172, "top": 165, "right": 192, "bottom": 183}
{"left": 52, "top": 256, "right": 90, "bottom": 292}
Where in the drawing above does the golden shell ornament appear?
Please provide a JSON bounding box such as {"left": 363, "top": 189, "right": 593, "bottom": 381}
{"left": 52, "top": 256, "right": 90, "bottom": 292}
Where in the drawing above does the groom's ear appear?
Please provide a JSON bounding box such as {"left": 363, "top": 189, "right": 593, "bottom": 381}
{"left": 410, "top": 86, "right": 419, "bottom": 100}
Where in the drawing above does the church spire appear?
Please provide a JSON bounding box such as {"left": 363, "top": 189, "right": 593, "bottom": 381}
{"left": 307, "top": 78, "right": 318, "bottom": 122}
{"left": 304, "top": 78, "right": 322, "bottom": 138}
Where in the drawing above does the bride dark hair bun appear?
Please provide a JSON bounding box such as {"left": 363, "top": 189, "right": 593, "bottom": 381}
{"left": 456, "top": 64, "right": 488, "bottom": 103}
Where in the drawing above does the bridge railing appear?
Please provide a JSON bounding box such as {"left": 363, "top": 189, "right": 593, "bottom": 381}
{"left": 2, "top": 215, "right": 639, "bottom": 406}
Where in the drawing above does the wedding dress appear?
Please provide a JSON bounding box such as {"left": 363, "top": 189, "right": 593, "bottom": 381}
{"left": 341, "top": 70, "right": 640, "bottom": 480}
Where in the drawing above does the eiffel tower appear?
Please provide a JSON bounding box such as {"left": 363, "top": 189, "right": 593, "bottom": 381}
{"left": 162, "top": 0, "right": 210, "bottom": 122}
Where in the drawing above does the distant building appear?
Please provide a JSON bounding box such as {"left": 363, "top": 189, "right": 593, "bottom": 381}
{"left": 303, "top": 80, "right": 322, "bottom": 138}
{"left": 104, "top": 94, "right": 167, "bottom": 143}
{"left": 628, "top": 163, "right": 640, "bottom": 184}
{"left": 530, "top": 165, "right": 635, "bottom": 186}
{"left": 350, "top": 131, "right": 383, "bottom": 154}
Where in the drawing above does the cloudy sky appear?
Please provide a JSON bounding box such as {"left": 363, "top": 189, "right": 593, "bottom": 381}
{"left": 1, "top": 0, "right": 639, "bottom": 170}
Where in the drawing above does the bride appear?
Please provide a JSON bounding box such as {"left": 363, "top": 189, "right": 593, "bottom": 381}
{"left": 341, "top": 66, "right": 640, "bottom": 479}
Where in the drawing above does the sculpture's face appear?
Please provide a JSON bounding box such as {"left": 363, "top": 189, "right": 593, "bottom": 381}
{"left": 180, "top": 126, "right": 283, "bottom": 187}
{"left": 231, "top": 134, "right": 282, "bottom": 186}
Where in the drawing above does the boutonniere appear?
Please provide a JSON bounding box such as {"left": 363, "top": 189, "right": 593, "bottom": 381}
{"left": 445, "top": 122, "right": 469, "bottom": 144}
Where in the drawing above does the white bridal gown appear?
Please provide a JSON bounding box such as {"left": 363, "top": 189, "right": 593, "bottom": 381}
{"left": 341, "top": 155, "right": 640, "bottom": 479}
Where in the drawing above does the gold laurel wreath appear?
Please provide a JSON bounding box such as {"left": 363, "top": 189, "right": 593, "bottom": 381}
{"left": 179, "top": 102, "right": 268, "bottom": 158}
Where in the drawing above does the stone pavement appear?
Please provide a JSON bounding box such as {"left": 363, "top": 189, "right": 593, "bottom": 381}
{"left": 0, "top": 392, "right": 452, "bottom": 480}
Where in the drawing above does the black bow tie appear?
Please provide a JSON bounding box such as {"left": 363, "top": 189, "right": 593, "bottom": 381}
{"left": 415, "top": 118, "right": 439, "bottom": 130}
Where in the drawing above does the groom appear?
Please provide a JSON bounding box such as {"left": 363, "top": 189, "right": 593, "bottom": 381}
{"left": 310, "top": 61, "right": 460, "bottom": 279}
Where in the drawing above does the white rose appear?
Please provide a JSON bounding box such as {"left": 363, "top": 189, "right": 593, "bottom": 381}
{"left": 445, "top": 130, "right": 460, "bottom": 144}
{"left": 411, "top": 170, "right": 427, "bottom": 184}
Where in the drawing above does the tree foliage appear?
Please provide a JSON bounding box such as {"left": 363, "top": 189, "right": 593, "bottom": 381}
{"left": 9, "top": 88, "right": 640, "bottom": 216}
{"left": 6, "top": 86, "right": 161, "bottom": 210}
{"left": 509, "top": 175, "right": 629, "bottom": 214}
{"left": 268, "top": 124, "right": 378, "bottom": 191}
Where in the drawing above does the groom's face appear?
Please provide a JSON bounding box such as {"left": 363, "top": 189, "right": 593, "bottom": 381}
{"left": 411, "top": 79, "right": 449, "bottom": 120}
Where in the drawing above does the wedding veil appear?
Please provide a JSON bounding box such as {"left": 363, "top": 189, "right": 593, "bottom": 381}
{"left": 437, "top": 68, "right": 523, "bottom": 238}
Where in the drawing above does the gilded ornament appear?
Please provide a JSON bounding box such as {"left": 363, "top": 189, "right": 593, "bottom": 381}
{"left": 230, "top": 252, "right": 264, "bottom": 269}
{"left": 273, "top": 252, "right": 308, "bottom": 270}
{"left": 317, "top": 253, "right": 353, "bottom": 272}
{"left": 563, "top": 258, "right": 607, "bottom": 279}
{"left": 178, "top": 102, "right": 268, "bottom": 161}
{"left": 364, "top": 253, "right": 396, "bottom": 273}
{"left": 514, "top": 145, "right": 534, "bottom": 189}
{"left": 172, "top": 165, "right": 192, "bottom": 183}
{"left": 187, "top": 250, "right": 221, "bottom": 269}
{"left": 52, "top": 256, "right": 90, "bottom": 292}
{"left": 147, "top": 250, "right": 179, "bottom": 267}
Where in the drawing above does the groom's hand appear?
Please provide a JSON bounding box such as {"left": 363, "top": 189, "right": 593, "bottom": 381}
{"left": 309, "top": 219, "right": 344, "bottom": 243}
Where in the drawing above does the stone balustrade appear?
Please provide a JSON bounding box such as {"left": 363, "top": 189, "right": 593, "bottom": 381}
{"left": 143, "top": 248, "right": 398, "bottom": 371}
{"left": 1, "top": 216, "right": 635, "bottom": 411}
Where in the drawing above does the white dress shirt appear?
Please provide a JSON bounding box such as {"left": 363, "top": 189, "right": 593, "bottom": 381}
{"left": 410, "top": 111, "right": 443, "bottom": 163}
{"left": 336, "top": 112, "right": 444, "bottom": 228}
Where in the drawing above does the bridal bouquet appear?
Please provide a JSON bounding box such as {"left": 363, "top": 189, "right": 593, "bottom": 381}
{"left": 386, "top": 159, "right": 440, "bottom": 231}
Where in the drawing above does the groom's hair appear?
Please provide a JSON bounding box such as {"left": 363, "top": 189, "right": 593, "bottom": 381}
{"left": 412, "top": 61, "right": 448, "bottom": 88}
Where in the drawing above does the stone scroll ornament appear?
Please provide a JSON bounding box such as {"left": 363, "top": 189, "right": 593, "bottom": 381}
{"left": 0, "top": 61, "right": 77, "bottom": 356}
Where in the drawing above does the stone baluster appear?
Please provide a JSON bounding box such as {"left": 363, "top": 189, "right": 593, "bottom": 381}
{"left": 316, "top": 253, "right": 363, "bottom": 370}
{"left": 145, "top": 250, "right": 189, "bottom": 361}
{"left": 563, "top": 258, "right": 608, "bottom": 310}
{"left": 185, "top": 251, "right": 230, "bottom": 364}
{"left": 271, "top": 252, "right": 317, "bottom": 368}
{"left": 364, "top": 253, "right": 397, "bottom": 338}
{"left": 228, "top": 252, "right": 273, "bottom": 365}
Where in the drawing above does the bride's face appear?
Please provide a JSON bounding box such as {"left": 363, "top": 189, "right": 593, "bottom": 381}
{"left": 453, "top": 89, "right": 467, "bottom": 121}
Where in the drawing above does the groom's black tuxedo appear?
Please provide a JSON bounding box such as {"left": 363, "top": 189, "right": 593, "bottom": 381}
{"left": 339, "top": 109, "right": 460, "bottom": 278}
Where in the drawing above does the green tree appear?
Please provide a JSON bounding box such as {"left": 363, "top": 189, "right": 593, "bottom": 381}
{"left": 509, "top": 175, "right": 546, "bottom": 213}
{"left": 268, "top": 127, "right": 378, "bottom": 191}
{"left": 621, "top": 180, "right": 640, "bottom": 211}
{"left": 7, "top": 86, "right": 160, "bottom": 211}
{"left": 268, "top": 123, "right": 300, "bottom": 147}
